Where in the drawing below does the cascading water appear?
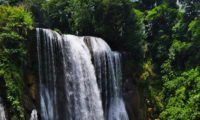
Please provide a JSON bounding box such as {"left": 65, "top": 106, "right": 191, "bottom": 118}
{"left": 0, "top": 97, "right": 6, "bottom": 120}
{"left": 36, "top": 28, "right": 129, "bottom": 120}
{"left": 37, "top": 28, "right": 104, "bottom": 120}
{"left": 176, "top": 0, "right": 185, "bottom": 12}
{"left": 30, "top": 109, "right": 38, "bottom": 120}
{"left": 84, "top": 37, "right": 129, "bottom": 120}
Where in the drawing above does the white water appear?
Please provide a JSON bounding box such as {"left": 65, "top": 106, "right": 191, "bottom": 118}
{"left": 36, "top": 28, "right": 129, "bottom": 120}
{"left": 37, "top": 29, "right": 104, "bottom": 120}
{"left": 108, "top": 53, "right": 129, "bottom": 120}
{"left": 0, "top": 97, "right": 6, "bottom": 120}
{"left": 176, "top": 0, "right": 185, "bottom": 12}
{"left": 62, "top": 35, "right": 104, "bottom": 120}
{"left": 84, "top": 37, "right": 129, "bottom": 120}
{"left": 30, "top": 109, "right": 38, "bottom": 120}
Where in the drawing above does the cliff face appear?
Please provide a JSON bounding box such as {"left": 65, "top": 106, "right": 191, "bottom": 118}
{"left": 122, "top": 53, "right": 147, "bottom": 120}
{"left": 0, "top": 30, "right": 38, "bottom": 120}
{"left": 0, "top": 30, "right": 146, "bottom": 120}
{"left": 22, "top": 29, "right": 40, "bottom": 119}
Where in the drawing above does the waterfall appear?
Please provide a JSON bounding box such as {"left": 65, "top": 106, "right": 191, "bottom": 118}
{"left": 84, "top": 37, "right": 129, "bottom": 120}
{"left": 36, "top": 28, "right": 129, "bottom": 120}
{"left": 0, "top": 97, "right": 6, "bottom": 120}
{"left": 176, "top": 0, "right": 185, "bottom": 12}
{"left": 37, "top": 28, "right": 104, "bottom": 120}
{"left": 30, "top": 109, "right": 38, "bottom": 120}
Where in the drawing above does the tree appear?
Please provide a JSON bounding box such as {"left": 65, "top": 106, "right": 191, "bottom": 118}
{"left": 160, "top": 68, "right": 200, "bottom": 120}
{"left": 145, "top": 4, "right": 181, "bottom": 71}
{"left": 0, "top": 5, "right": 33, "bottom": 120}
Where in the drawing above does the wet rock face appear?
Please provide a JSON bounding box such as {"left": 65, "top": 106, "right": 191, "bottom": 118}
{"left": 122, "top": 53, "right": 147, "bottom": 120}
{"left": 0, "top": 78, "right": 6, "bottom": 103}
{"left": 23, "top": 72, "right": 39, "bottom": 119}
{"left": 23, "top": 29, "right": 40, "bottom": 119}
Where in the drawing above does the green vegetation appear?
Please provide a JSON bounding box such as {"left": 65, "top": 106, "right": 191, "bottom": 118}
{"left": 141, "top": 0, "right": 200, "bottom": 119}
{"left": 0, "top": 5, "right": 33, "bottom": 119}
{"left": 0, "top": 0, "right": 200, "bottom": 119}
{"left": 160, "top": 68, "right": 200, "bottom": 120}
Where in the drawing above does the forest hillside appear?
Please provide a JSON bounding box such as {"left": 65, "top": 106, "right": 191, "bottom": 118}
{"left": 0, "top": 0, "right": 200, "bottom": 120}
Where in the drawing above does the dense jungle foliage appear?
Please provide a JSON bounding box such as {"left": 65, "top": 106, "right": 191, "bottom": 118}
{"left": 0, "top": 0, "right": 200, "bottom": 119}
